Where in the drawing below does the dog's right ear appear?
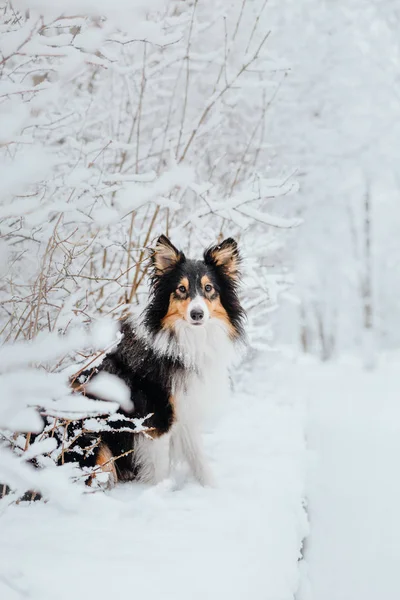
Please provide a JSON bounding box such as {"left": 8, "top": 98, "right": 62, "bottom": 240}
{"left": 150, "top": 235, "right": 185, "bottom": 277}
{"left": 204, "top": 237, "right": 241, "bottom": 281}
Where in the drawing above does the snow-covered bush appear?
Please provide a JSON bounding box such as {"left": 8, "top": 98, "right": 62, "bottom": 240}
{"left": 0, "top": 0, "right": 298, "bottom": 501}
{"left": 0, "top": 321, "right": 120, "bottom": 503}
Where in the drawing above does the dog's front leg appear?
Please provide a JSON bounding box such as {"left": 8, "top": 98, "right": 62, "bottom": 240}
{"left": 176, "top": 424, "right": 214, "bottom": 487}
{"left": 135, "top": 432, "right": 171, "bottom": 483}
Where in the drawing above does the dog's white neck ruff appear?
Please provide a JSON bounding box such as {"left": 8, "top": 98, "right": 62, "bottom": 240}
{"left": 137, "top": 316, "right": 238, "bottom": 422}
{"left": 134, "top": 314, "right": 237, "bottom": 371}
{"left": 157, "top": 319, "right": 236, "bottom": 372}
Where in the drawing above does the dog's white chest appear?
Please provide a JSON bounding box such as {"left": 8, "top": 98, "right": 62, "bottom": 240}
{"left": 173, "top": 364, "right": 230, "bottom": 426}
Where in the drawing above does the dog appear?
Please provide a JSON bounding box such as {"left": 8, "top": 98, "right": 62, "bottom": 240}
{"left": 69, "top": 235, "right": 245, "bottom": 488}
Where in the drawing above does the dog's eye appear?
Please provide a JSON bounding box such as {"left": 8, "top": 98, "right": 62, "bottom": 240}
{"left": 177, "top": 285, "right": 187, "bottom": 294}
{"left": 204, "top": 284, "right": 213, "bottom": 293}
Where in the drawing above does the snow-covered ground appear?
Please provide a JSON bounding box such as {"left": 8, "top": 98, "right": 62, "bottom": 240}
{"left": 297, "top": 357, "right": 400, "bottom": 600}
{"left": 3, "top": 354, "right": 400, "bottom": 600}
{"left": 0, "top": 356, "right": 307, "bottom": 600}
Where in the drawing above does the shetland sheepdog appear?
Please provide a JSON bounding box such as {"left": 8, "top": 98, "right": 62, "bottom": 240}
{"left": 71, "top": 235, "right": 245, "bottom": 487}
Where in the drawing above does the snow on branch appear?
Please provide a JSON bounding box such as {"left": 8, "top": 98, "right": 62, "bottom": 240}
{"left": 235, "top": 204, "right": 302, "bottom": 229}
{"left": 0, "top": 319, "right": 127, "bottom": 505}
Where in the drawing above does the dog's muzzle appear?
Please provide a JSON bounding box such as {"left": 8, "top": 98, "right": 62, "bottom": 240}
{"left": 187, "top": 297, "right": 209, "bottom": 326}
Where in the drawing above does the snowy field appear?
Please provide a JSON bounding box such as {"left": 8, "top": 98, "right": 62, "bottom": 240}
{"left": 0, "top": 354, "right": 307, "bottom": 600}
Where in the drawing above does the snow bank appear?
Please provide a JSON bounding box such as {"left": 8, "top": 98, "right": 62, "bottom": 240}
{"left": 293, "top": 359, "right": 400, "bottom": 600}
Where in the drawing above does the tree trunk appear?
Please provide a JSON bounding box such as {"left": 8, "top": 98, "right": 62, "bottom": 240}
{"left": 362, "top": 182, "right": 375, "bottom": 369}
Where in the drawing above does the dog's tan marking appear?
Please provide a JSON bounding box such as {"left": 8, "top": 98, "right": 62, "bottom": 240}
{"left": 169, "top": 395, "right": 176, "bottom": 428}
{"left": 176, "top": 277, "right": 189, "bottom": 296}
{"left": 162, "top": 295, "right": 191, "bottom": 329}
{"left": 95, "top": 442, "right": 118, "bottom": 486}
{"left": 145, "top": 429, "right": 161, "bottom": 439}
{"left": 201, "top": 275, "right": 236, "bottom": 337}
{"left": 201, "top": 275, "right": 213, "bottom": 289}
{"left": 204, "top": 296, "right": 237, "bottom": 339}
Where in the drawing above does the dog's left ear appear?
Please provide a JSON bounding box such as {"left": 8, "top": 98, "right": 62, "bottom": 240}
{"left": 151, "top": 235, "right": 185, "bottom": 277}
{"left": 204, "top": 237, "right": 241, "bottom": 280}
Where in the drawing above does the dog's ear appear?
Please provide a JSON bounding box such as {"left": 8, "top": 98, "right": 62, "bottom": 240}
{"left": 204, "top": 238, "right": 241, "bottom": 280}
{"left": 150, "top": 235, "right": 185, "bottom": 277}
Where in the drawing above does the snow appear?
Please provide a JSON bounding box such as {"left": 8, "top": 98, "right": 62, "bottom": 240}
{"left": 1, "top": 0, "right": 399, "bottom": 598}
{"left": 114, "top": 164, "right": 195, "bottom": 215}
{"left": 22, "top": 438, "right": 58, "bottom": 461}
{"left": 3, "top": 337, "right": 400, "bottom": 600}
{"left": 0, "top": 355, "right": 306, "bottom": 600}
{"left": 265, "top": 1, "right": 400, "bottom": 356}
{"left": 0, "top": 323, "right": 119, "bottom": 370}
{"left": 85, "top": 372, "right": 132, "bottom": 410}
{"left": 0, "top": 448, "right": 84, "bottom": 511}
{"left": 0, "top": 321, "right": 129, "bottom": 505}
{"left": 291, "top": 357, "right": 400, "bottom": 600}
{"left": 13, "top": 0, "right": 166, "bottom": 20}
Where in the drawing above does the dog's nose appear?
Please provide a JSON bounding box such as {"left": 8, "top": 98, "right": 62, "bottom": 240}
{"left": 190, "top": 308, "right": 204, "bottom": 322}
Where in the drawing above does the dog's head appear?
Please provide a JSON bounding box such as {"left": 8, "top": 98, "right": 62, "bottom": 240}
{"left": 145, "top": 235, "right": 245, "bottom": 340}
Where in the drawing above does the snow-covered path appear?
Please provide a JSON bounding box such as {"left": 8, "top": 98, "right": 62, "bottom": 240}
{"left": 298, "top": 360, "right": 400, "bottom": 600}
{"left": 0, "top": 357, "right": 306, "bottom": 600}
